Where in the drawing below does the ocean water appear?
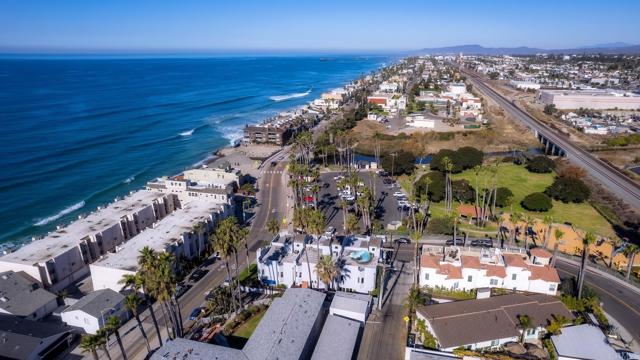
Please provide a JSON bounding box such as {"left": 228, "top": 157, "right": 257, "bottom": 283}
{"left": 0, "top": 55, "right": 391, "bottom": 245}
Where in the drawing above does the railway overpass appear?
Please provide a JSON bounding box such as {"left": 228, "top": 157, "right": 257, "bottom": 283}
{"left": 461, "top": 68, "right": 640, "bottom": 209}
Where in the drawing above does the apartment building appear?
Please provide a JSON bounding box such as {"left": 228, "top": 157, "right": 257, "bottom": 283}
{"left": 146, "top": 169, "right": 235, "bottom": 207}
{"left": 419, "top": 246, "right": 560, "bottom": 295}
{"left": 243, "top": 124, "right": 293, "bottom": 146}
{"left": 90, "top": 200, "right": 226, "bottom": 292}
{"left": 256, "top": 233, "right": 382, "bottom": 294}
{"left": 0, "top": 191, "right": 179, "bottom": 292}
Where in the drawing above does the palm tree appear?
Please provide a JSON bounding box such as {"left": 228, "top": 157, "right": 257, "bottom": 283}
{"left": 403, "top": 285, "right": 426, "bottom": 318}
{"left": 509, "top": 212, "right": 522, "bottom": 246}
{"left": 551, "top": 228, "right": 565, "bottom": 267}
{"left": 345, "top": 213, "right": 360, "bottom": 235}
{"left": 124, "top": 294, "right": 151, "bottom": 353}
{"left": 135, "top": 247, "right": 163, "bottom": 346}
{"left": 105, "top": 316, "right": 127, "bottom": 360}
{"left": 542, "top": 215, "right": 554, "bottom": 249}
{"left": 577, "top": 232, "right": 597, "bottom": 299}
{"left": 152, "top": 252, "right": 178, "bottom": 339}
{"left": 339, "top": 199, "right": 349, "bottom": 232}
{"left": 623, "top": 244, "right": 640, "bottom": 280}
{"left": 607, "top": 238, "right": 623, "bottom": 268}
{"left": 210, "top": 217, "right": 240, "bottom": 313}
{"left": 79, "top": 334, "right": 101, "bottom": 360}
{"left": 266, "top": 218, "right": 280, "bottom": 237}
{"left": 315, "top": 256, "right": 339, "bottom": 291}
{"left": 517, "top": 314, "right": 534, "bottom": 344}
{"left": 96, "top": 329, "right": 112, "bottom": 360}
{"left": 442, "top": 156, "right": 453, "bottom": 214}
{"left": 522, "top": 214, "right": 535, "bottom": 249}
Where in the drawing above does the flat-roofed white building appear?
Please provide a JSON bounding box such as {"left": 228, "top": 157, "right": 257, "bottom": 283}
{"left": 509, "top": 80, "right": 541, "bottom": 91}
{"left": 90, "top": 200, "right": 227, "bottom": 292}
{"left": 146, "top": 175, "right": 233, "bottom": 206}
{"left": 419, "top": 246, "right": 560, "bottom": 296}
{"left": 0, "top": 191, "right": 178, "bottom": 292}
{"left": 182, "top": 166, "right": 243, "bottom": 187}
{"left": 538, "top": 89, "right": 640, "bottom": 110}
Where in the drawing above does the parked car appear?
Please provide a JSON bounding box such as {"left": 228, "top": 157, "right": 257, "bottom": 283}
{"left": 188, "top": 269, "right": 207, "bottom": 282}
{"left": 394, "top": 238, "right": 410, "bottom": 244}
{"left": 397, "top": 200, "right": 410, "bottom": 207}
{"left": 393, "top": 191, "right": 405, "bottom": 197}
{"left": 446, "top": 239, "right": 465, "bottom": 246}
{"left": 189, "top": 307, "right": 204, "bottom": 321}
{"left": 324, "top": 226, "right": 336, "bottom": 236}
{"left": 175, "top": 283, "right": 191, "bottom": 298}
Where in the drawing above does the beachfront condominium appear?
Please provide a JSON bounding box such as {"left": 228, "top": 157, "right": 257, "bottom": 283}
{"left": 90, "top": 199, "right": 227, "bottom": 292}
{"left": 257, "top": 233, "right": 382, "bottom": 294}
{"left": 0, "top": 191, "right": 179, "bottom": 292}
{"left": 419, "top": 245, "right": 561, "bottom": 296}
{"left": 145, "top": 167, "right": 237, "bottom": 206}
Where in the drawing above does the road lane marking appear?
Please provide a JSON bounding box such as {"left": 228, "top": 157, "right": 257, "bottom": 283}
{"left": 556, "top": 268, "right": 640, "bottom": 317}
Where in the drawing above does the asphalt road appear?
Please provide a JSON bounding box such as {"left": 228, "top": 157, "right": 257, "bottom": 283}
{"left": 317, "top": 170, "right": 405, "bottom": 234}
{"left": 462, "top": 68, "right": 640, "bottom": 209}
{"left": 555, "top": 259, "right": 640, "bottom": 342}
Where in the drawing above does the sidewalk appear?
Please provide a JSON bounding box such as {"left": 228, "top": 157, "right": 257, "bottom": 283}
{"left": 605, "top": 310, "right": 640, "bottom": 354}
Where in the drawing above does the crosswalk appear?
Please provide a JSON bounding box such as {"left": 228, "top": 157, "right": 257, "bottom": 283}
{"left": 264, "top": 170, "right": 284, "bottom": 174}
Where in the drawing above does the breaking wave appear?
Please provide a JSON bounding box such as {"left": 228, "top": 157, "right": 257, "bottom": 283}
{"left": 269, "top": 89, "right": 311, "bottom": 102}
{"left": 34, "top": 201, "right": 86, "bottom": 226}
{"left": 179, "top": 129, "right": 195, "bottom": 136}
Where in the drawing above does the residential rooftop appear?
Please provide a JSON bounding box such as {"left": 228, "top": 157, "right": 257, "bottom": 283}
{"left": 91, "top": 200, "right": 223, "bottom": 271}
{"left": 63, "top": 289, "right": 124, "bottom": 318}
{"left": 0, "top": 271, "right": 57, "bottom": 317}
{"left": 311, "top": 315, "right": 360, "bottom": 360}
{"left": 1, "top": 190, "right": 166, "bottom": 265}
{"left": 551, "top": 324, "right": 620, "bottom": 360}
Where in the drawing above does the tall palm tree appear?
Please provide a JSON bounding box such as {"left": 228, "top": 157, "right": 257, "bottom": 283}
{"left": 442, "top": 157, "right": 453, "bottom": 214}
{"left": 623, "top": 244, "right": 640, "bottom": 280}
{"left": 509, "top": 212, "right": 522, "bottom": 246}
{"left": 266, "top": 218, "right": 281, "bottom": 237}
{"left": 79, "top": 334, "right": 101, "bottom": 360}
{"left": 156, "top": 252, "right": 182, "bottom": 338}
{"left": 105, "top": 316, "right": 127, "bottom": 360}
{"left": 150, "top": 253, "right": 176, "bottom": 340}
{"left": 551, "top": 228, "right": 565, "bottom": 267}
{"left": 577, "top": 232, "right": 597, "bottom": 299}
{"left": 607, "top": 238, "right": 623, "bottom": 268}
{"left": 542, "top": 215, "right": 553, "bottom": 249}
{"left": 315, "top": 256, "right": 339, "bottom": 291}
{"left": 96, "top": 329, "right": 112, "bottom": 360}
{"left": 307, "top": 209, "right": 326, "bottom": 253}
{"left": 135, "top": 247, "right": 163, "bottom": 346}
{"left": 124, "top": 294, "right": 151, "bottom": 353}
{"left": 517, "top": 315, "right": 534, "bottom": 344}
{"left": 210, "top": 217, "right": 240, "bottom": 313}
{"left": 522, "top": 214, "right": 535, "bottom": 249}
{"left": 403, "top": 285, "right": 426, "bottom": 318}
{"left": 345, "top": 214, "right": 360, "bottom": 235}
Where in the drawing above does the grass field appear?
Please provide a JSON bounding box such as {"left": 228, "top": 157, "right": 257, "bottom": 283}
{"left": 233, "top": 310, "right": 266, "bottom": 339}
{"left": 419, "top": 164, "right": 616, "bottom": 239}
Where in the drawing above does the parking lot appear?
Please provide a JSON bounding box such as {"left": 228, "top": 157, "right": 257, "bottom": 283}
{"left": 316, "top": 170, "right": 410, "bottom": 234}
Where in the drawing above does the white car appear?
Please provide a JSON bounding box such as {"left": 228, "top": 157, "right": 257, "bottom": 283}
{"left": 393, "top": 191, "right": 405, "bottom": 197}
{"left": 398, "top": 200, "right": 410, "bottom": 207}
{"left": 333, "top": 175, "right": 345, "bottom": 181}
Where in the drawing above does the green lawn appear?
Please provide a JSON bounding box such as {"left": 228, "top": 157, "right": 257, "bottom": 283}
{"left": 232, "top": 311, "right": 266, "bottom": 339}
{"left": 425, "top": 164, "right": 616, "bottom": 239}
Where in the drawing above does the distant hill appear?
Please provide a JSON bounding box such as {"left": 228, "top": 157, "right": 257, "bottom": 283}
{"left": 418, "top": 44, "right": 640, "bottom": 55}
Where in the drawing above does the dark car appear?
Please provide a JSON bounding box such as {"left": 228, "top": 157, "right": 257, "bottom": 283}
{"left": 188, "top": 269, "right": 207, "bottom": 283}
{"left": 446, "top": 239, "right": 465, "bottom": 246}
{"left": 175, "top": 283, "right": 191, "bottom": 298}
{"left": 189, "top": 307, "right": 204, "bottom": 321}
{"left": 470, "top": 239, "right": 492, "bottom": 248}
{"left": 394, "top": 238, "right": 410, "bottom": 244}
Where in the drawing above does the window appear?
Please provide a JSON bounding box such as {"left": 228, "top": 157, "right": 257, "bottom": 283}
{"left": 84, "top": 318, "right": 89, "bottom": 325}
{"left": 490, "top": 339, "right": 499, "bottom": 347}
{"left": 549, "top": 284, "right": 556, "bottom": 292}
{"left": 424, "top": 273, "right": 430, "bottom": 280}
{"left": 490, "top": 278, "right": 498, "bottom": 286}
{"left": 453, "top": 282, "right": 459, "bottom": 289}
{"left": 467, "top": 275, "right": 473, "bottom": 282}
{"left": 512, "top": 274, "right": 517, "bottom": 281}
{"left": 279, "top": 272, "right": 283, "bottom": 278}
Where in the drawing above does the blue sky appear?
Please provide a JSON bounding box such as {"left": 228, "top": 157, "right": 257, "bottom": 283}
{"left": 1, "top": 0, "right": 639, "bottom": 53}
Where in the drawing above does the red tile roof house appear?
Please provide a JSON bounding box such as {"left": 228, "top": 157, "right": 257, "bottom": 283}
{"left": 416, "top": 293, "right": 574, "bottom": 352}
{"left": 419, "top": 246, "right": 561, "bottom": 296}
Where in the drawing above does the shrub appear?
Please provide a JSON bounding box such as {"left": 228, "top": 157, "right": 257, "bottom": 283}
{"left": 430, "top": 147, "right": 483, "bottom": 173}
{"left": 430, "top": 149, "right": 460, "bottom": 172}
{"left": 416, "top": 171, "right": 445, "bottom": 202}
{"left": 452, "top": 179, "right": 475, "bottom": 203}
{"left": 526, "top": 155, "right": 556, "bottom": 173}
{"left": 494, "top": 187, "right": 514, "bottom": 207}
{"left": 381, "top": 151, "right": 416, "bottom": 176}
{"left": 521, "top": 192, "right": 553, "bottom": 212}
{"left": 427, "top": 216, "right": 453, "bottom": 235}
{"left": 545, "top": 177, "right": 590, "bottom": 203}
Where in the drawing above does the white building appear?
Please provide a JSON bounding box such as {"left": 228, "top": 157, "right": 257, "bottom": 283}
{"left": 416, "top": 293, "right": 573, "bottom": 352}
{"left": 406, "top": 114, "right": 436, "bottom": 129}
{"left": 90, "top": 200, "right": 226, "bottom": 292}
{"left": 448, "top": 82, "right": 467, "bottom": 95}
{"left": 379, "top": 81, "right": 400, "bottom": 92}
{"left": 509, "top": 80, "right": 541, "bottom": 91}
{"left": 551, "top": 324, "right": 622, "bottom": 360}
{"left": 146, "top": 174, "right": 233, "bottom": 207}
{"left": 419, "top": 246, "right": 560, "bottom": 295}
{"left": 182, "top": 166, "right": 243, "bottom": 187}
{"left": 538, "top": 89, "right": 640, "bottom": 110}
{"left": 61, "top": 289, "right": 129, "bottom": 334}
{"left": 329, "top": 291, "right": 372, "bottom": 324}
{"left": 257, "top": 233, "right": 382, "bottom": 294}
{"left": 0, "top": 191, "right": 179, "bottom": 292}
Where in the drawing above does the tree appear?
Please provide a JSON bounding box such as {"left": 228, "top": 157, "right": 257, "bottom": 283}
{"left": 95, "top": 329, "right": 112, "bottom": 360}
{"left": 521, "top": 192, "right": 553, "bottom": 212}
{"left": 239, "top": 182, "right": 256, "bottom": 196}
{"left": 426, "top": 216, "right": 454, "bottom": 235}
{"left": 542, "top": 215, "right": 554, "bottom": 249}
{"left": 345, "top": 213, "right": 360, "bottom": 235}
{"left": 526, "top": 156, "right": 556, "bottom": 173}
{"left": 456, "top": 147, "right": 484, "bottom": 170}
{"left": 522, "top": 214, "right": 536, "bottom": 249}
{"left": 315, "top": 256, "right": 340, "bottom": 290}
{"left": 551, "top": 228, "right": 565, "bottom": 267}
{"left": 545, "top": 177, "right": 590, "bottom": 203}
{"left": 623, "top": 244, "right": 640, "bottom": 280}
{"left": 79, "top": 334, "right": 102, "bottom": 360}
{"left": 607, "top": 238, "right": 622, "bottom": 268}
{"left": 417, "top": 172, "right": 445, "bottom": 202}
{"left": 451, "top": 179, "right": 475, "bottom": 203}
{"left": 495, "top": 187, "right": 514, "bottom": 208}
{"left": 205, "top": 287, "right": 234, "bottom": 316}
{"left": 577, "top": 232, "right": 597, "bottom": 299}
{"left": 488, "top": 71, "right": 499, "bottom": 80}
{"left": 430, "top": 149, "right": 459, "bottom": 173}
{"left": 210, "top": 218, "right": 240, "bottom": 313}
{"left": 267, "top": 218, "right": 281, "bottom": 236}
{"left": 124, "top": 294, "right": 151, "bottom": 353}
{"left": 381, "top": 151, "right": 415, "bottom": 176}
{"left": 105, "top": 316, "right": 127, "bottom": 360}
{"left": 135, "top": 247, "right": 163, "bottom": 346}
{"left": 517, "top": 314, "right": 534, "bottom": 344}
{"left": 544, "top": 104, "right": 557, "bottom": 115}
{"left": 546, "top": 315, "right": 570, "bottom": 335}
{"left": 403, "top": 285, "right": 427, "bottom": 317}
{"left": 509, "top": 212, "right": 522, "bottom": 246}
